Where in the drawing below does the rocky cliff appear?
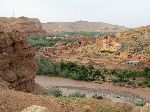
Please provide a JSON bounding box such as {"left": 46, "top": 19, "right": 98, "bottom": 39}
{"left": 0, "top": 17, "right": 46, "bottom": 36}
{"left": 0, "top": 25, "right": 36, "bottom": 92}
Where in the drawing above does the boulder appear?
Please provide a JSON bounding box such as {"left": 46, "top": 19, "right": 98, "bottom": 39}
{"left": 21, "top": 105, "right": 49, "bottom": 112}
{"left": 140, "top": 103, "right": 150, "bottom": 112}
{"left": 82, "top": 105, "right": 92, "bottom": 112}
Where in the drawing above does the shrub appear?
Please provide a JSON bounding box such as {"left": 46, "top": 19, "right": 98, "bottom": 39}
{"left": 35, "top": 56, "right": 105, "bottom": 81}
{"left": 135, "top": 101, "right": 146, "bottom": 106}
{"left": 144, "top": 67, "right": 150, "bottom": 78}
{"left": 35, "top": 55, "right": 58, "bottom": 75}
{"left": 113, "top": 69, "right": 142, "bottom": 83}
{"left": 96, "top": 107, "right": 132, "bottom": 112}
{"left": 69, "top": 92, "right": 85, "bottom": 98}
{"left": 59, "top": 31, "right": 113, "bottom": 39}
{"left": 92, "top": 94, "right": 103, "bottom": 99}
{"left": 27, "top": 36, "right": 77, "bottom": 48}
{"left": 100, "top": 50, "right": 114, "bottom": 54}
{"left": 27, "top": 36, "right": 55, "bottom": 48}
{"left": 48, "top": 87, "right": 62, "bottom": 97}
{"left": 141, "top": 79, "right": 150, "bottom": 87}
{"left": 35, "top": 55, "right": 150, "bottom": 88}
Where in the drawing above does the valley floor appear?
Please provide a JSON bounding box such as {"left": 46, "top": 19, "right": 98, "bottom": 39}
{"left": 35, "top": 75, "right": 150, "bottom": 104}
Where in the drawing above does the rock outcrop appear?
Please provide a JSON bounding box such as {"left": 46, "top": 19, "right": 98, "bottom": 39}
{"left": 21, "top": 105, "right": 49, "bottom": 112}
{"left": 116, "top": 25, "right": 150, "bottom": 40}
{"left": 0, "top": 17, "right": 46, "bottom": 36}
{"left": 140, "top": 103, "right": 150, "bottom": 112}
{"left": 0, "top": 25, "right": 36, "bottom": 92}
{"left": 0, "top": 89, "right": 71, "bottom": 112}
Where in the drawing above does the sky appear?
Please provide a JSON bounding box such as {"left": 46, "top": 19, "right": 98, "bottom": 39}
{"left": 0, "top": 0, "right": 150, "bottom": 28}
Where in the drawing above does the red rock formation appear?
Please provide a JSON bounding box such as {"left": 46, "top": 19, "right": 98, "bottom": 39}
{"left": 0, "top": 17, "right": 46, "bottom": 36}
{"left": 95, "top": 35, "right": 122, "bottom": 52}
{"left": 0, "top": 25, "right": 36, "bottom": 92}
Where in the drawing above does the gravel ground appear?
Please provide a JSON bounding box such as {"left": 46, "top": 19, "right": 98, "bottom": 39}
{"left": 0, "top": 89, "right": 72, "bottom": 112}
{"left": 48, "top": 85, "right": 150, "bottom": 105}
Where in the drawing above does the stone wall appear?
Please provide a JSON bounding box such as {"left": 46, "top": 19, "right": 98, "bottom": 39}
{"left": 0, "top": 25, "right": 36, "bottom": 92}
{"left": 95, "top": 35, "right": 121, "bottom": 52}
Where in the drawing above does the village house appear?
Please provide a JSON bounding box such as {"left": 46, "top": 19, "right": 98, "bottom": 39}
{"left": 125, "top": 60, "right": 141, "bottom": 66}
{"left": 79, "top": 36, "right": 94, "bottom": 45}
{"left": 43, "top": 47, "right": 56, "bottom": 55}
{"left": 95, "top": 35, "right": 122, "bottom": 52}
{"left": 120, "top": 53, "right": 150, "bottom": 66}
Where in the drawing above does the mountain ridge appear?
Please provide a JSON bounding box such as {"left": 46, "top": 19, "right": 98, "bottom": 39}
{"left": 42, "top": 20, "right": 128, "bottom": 32}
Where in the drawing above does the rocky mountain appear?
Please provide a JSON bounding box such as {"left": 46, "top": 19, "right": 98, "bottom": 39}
{"left": 0, "top": 17, "right": 46, "bottom": 36}
{"left": 42, "top": 20, "right": 128, "bottom": 33}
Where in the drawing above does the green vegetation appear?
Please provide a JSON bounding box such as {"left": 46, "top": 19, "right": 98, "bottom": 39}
{"left": 96, "top": 108, "right": 132, "bottom": 112}
{"left": 69, "top": 92, "right": 85, "bottom": 98}
{"left": 27, "top": 36, "right": 77, "bottom": 48}
{"left": 59, "top": 31, "right": 113, "bottom": 39}
{"left": 48, "top": 87, "right": 62, "bottom": 97}
{"left": 139, "top": 67, "right": 150, "bottom": 87}
{"left": 112, "top": 69, "right": 142, "bottom": 84}
{"left": 35, "top": 55, "right": 150, "bottom": 87}
{"left": 59, "top": 97, "right": 133, "bottom": 112}
{"left": 99, "top": 50, "right": 114, "bottom": 54}
{"left": 27, "top": 36, "right": 55, "bottom": 48}
{"left": 140, "top": 79, "right": 150, "bottom": 87}
{"left": 35, "top": 55, "right": 105, "bottom": 81}
{"left": 112, "top": 68, "right": 150, "bottom": 88}
{"left": 134, "top": 101, "right": 146, "bottom": 106}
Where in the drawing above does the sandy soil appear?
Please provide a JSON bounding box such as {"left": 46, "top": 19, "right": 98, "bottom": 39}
{"left": 0, "top": 89, "right": 71, "bottom": 112}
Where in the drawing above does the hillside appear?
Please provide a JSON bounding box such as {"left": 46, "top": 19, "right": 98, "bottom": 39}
{"left": 116, "top": 25, "right": 150, "bottom": 39}
{"left": 0, "top": 17, "right": 46, "bottom": 36}
{"left": 42, "top": 20, "right": 128, "bottom": 32}
{"left": 115, "top": 25, "right": 150, "bottom": 55}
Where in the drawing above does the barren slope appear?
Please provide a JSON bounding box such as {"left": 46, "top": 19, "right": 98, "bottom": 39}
{"left": 42, "top": 20, "right": 128, "bottom": 32}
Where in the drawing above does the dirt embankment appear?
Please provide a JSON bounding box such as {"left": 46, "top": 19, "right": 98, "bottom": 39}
{"left": 0, "top": 24, "right": 36, "bottom": 92}
{"left": 0, "top": 89, "right": 71, "bottom": 112}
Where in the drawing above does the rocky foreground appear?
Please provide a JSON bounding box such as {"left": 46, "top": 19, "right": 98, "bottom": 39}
{"left": 0, "top": 88, "right": 71, "bottom": 112}
{"left": 0, "top": 24, "right": 36, "bottom": 92}
{"left": 0, "top": 87, "right": 150, "bottom": 112}
{"left": 53, "top": 86, "right": 150, "bottom": 104}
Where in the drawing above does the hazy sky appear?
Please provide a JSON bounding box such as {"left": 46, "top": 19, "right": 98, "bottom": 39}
{"left": 0, "top": 0, "right": 150, "bottom": 28}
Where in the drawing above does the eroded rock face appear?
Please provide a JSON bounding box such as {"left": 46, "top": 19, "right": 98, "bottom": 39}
{"left": 0, "top": 25, "right": 36, "bottom": 92}
{"left": 0, "top": 17, "right": 46, "bottom": 36}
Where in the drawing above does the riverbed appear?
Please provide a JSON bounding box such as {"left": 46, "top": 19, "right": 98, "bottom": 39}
{"left": 35, "top": 75, "right": 150, "bottom": 104}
